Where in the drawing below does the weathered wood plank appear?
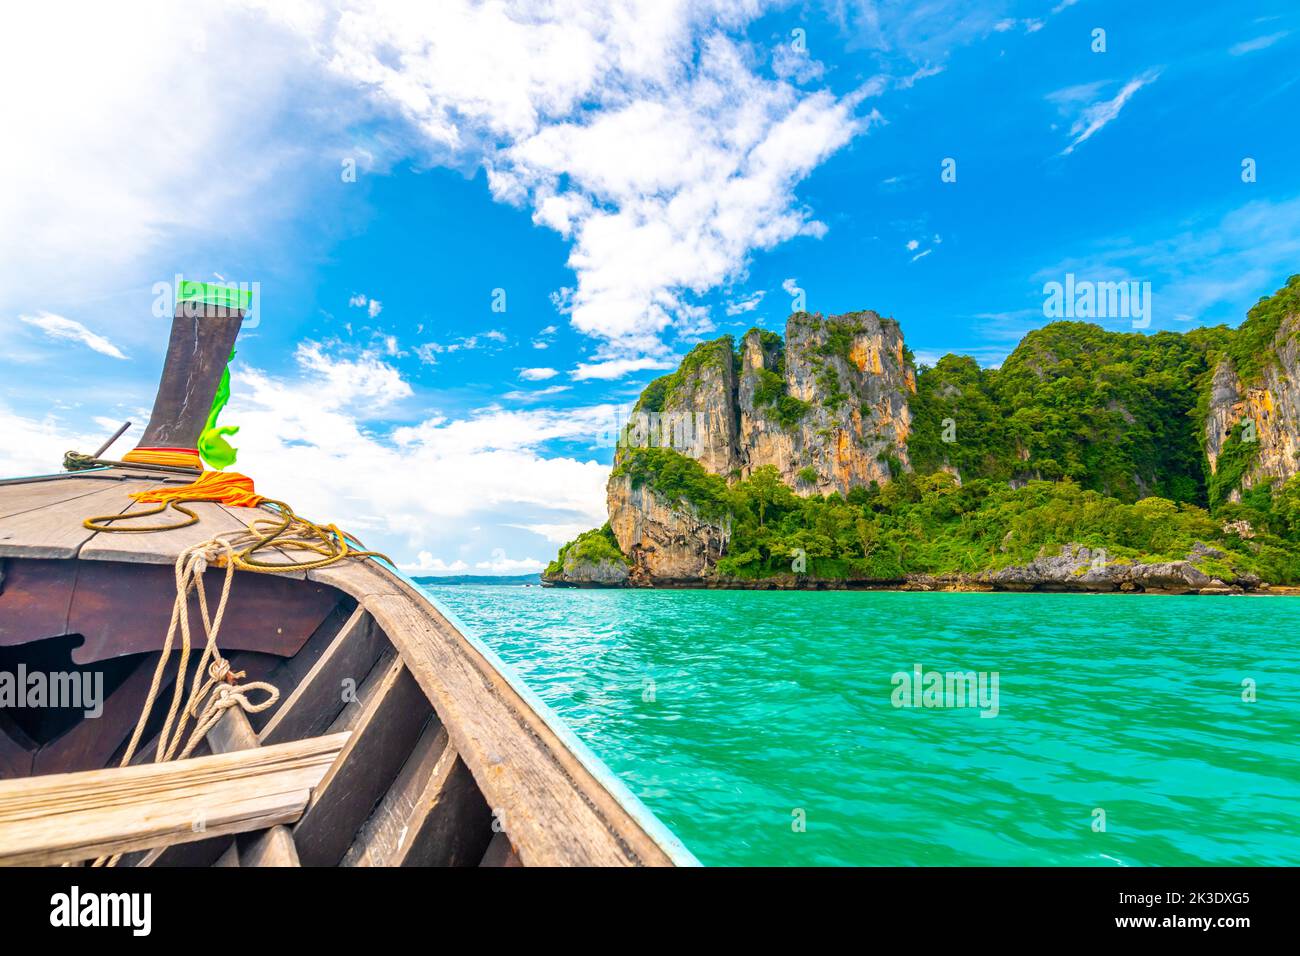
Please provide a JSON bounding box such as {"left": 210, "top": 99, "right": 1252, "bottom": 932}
{"left": 213, "top": 842, "right": 240, "bottom": 867}
{"left": 135, "top": 834, "right": 235, "bottom": 868}
{"left": 325, "top": 646, "right": 396, "bottom": 736}
{"left": 0, "top": 558, "right": 78, "bottom": 650}
{"left": 479, "top": 831, "right": 523, "bottom": 867}
{"left": 341, "top": 719, "right": 492, "bottom": 867}
{"left": 66, "top": 561, "right": 335, "bottom": 664}
{"left": 207, "top": 709, "right": 301, "bottom": 868}
{"left": 79, "top": 499, "right": 250, "bottom": 564}
{"left": 307, "top": 560, "right": 405, "bottom": 599}
{"left": 0, "top": 715, "right": 35, "bottom": 779}
{"left": 32, "top": 656, "right": 161, "bottom": 777}
{"left": 0, "top": 478, "right": 123, "bottom": 521}
{"left": 365, "top": 594, "right": 675, "bottom": 867}
{"left": 259, "top": 607, "right": 385, "bottom": 746}
{"left": 292, "top": 657, "right": 430, "bottom": 867}
{"left": 0, "top": 482, "right": 165, "bottom": 559}
{"left": 0, "top": 733, "right": 347, "bottom": 866}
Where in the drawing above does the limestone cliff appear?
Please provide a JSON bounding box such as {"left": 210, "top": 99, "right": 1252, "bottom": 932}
{"left": 605, "top": 471, "right": 729, "bottom": 585}
{"left": 542, "top": 279, "right": 1300, "bottom": 589}
{"left": 1204, "top": 303, "right": 1300, "bottom": 500}
{"left": 738, "top": 311, "right": 913, "bottom": 495}
{"left": 628, "top": 337, "right": 739, "bottom": 475}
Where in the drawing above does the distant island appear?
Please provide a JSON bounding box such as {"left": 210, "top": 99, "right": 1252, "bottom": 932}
{"left": 545, "top": 275, "right": 1300, "bottom": 594}
{"left": 414, "top": 573, "right": 543, "bottom": 586}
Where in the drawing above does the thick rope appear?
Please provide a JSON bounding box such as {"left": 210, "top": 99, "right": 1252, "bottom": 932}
{"left": 83, "top": 475, "right": 388, "bottom": 866}
{"left": 93, "top": 537, "right": 281, "bottom": 866}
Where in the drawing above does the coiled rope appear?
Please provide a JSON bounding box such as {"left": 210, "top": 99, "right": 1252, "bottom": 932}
{"left": 93, "top": 537, "right": 280, "bottom": 867}
{"left": 83, "top": 471, "right": 390, "bottom": 866}
{"left": 82, "top": 470, "right": 392, "bottom": 573}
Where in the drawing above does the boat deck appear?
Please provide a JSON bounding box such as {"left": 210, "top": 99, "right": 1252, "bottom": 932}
{"left": 0, "top": 468, "right": 686, "bottom": 866}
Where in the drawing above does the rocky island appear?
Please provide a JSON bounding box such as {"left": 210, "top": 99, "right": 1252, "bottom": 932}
{"left": 545, "top": 276, "right": 1300, "bottom": 594}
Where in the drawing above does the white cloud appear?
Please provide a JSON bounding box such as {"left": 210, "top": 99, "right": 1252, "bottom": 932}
{"left": 475, "top": 549, "right": 545, "bottom": 573}
{"left": 911, "top": 249, "right": 933, "bottom": 262}
{"left": 1051, "top": 69, "right": 1161, "bottom": 156}
{"left": 262, "top": 1, "right": 870, "bottom": 373}
{"left": 203, "top": 343, "right": 616, "bottom": 564}
{"left": 905, "top": 239, "right": 920, "bottom": 251}
{"left": 368, "top": 299, "right": 383, "bottom": 318}
{"left": 781, "top": 277, "right": 801, "bottom": 296}
{"left": 17, "top": 312, "right": 128, "bottom": 359}
{"left": 571, "top": 356, "right": 677, "bottom": 381}
{"left": 519, "top": 367, "right": 559, "bottom": 380}
{"left": 0, "top": 404, "right": 105, "bottom": 478}
{"left": 293, "top": 341, "right": 411, "bottom": 410}
{"left": 1229, "top": 32, "right": 1287, "bottom": 56}
{"left": 401, "top": 553, "right": 470, "bottom": 574}
{"left": 0, "top": 1, "right": 362, "bottom": 319}
{"left": 503, "top": 385, "right": 572, "bottom": 401}
{"left": 725, "top": 291, "right": 765, "bottom": 315}
{"left": 508, "top": 522, "right": 592, "bottom": 544}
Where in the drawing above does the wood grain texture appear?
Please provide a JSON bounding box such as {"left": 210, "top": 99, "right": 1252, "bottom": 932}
{"left": 364, "top": 594, "right": 674, "bottom": 867}
{"left": 0, "top": 733, "right": 347, "bottom": 866}
{"left": 292, "top": 657, "right": 431, "bottom": 866}
{"left": 259, "top": 606, "right": 385, "bottom": 746}
{"left": 136, "top": 307, "right": 243, "bottom": 450}
{"left": 207, "top": 709, "right": 301, "bottom": 868}
{"left": 341, "top": 720, "right": 492, "bottom": 867}
{"left": 479, "top": 831, "right": 523, "bottom": 867}
{"left": 78, "top": 499, "right": 250, "bottom": 563}
{"left": 0, "top": 482, "right": 165, "bottom": 559}
{"left": 0, "top": 478, "right": 124, "bottom": 521}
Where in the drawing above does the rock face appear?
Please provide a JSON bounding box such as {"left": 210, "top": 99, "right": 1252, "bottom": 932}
{"left": 606, "top": 472, "right": 729, "bottom": 585}
{"left": 739, "top": 312, "right": 914, "bottom": 495}
{"left": 630, "top": 337, "right": 740, "bottom": 475}
{"left": 1205, "top": 309, "right": 1300, "bottom": 496}
{"left": 978, "top": 543, "right": 1259, "bottom": 594}
{"left": 542, "top": 553, "right": 629, "bottom": 588}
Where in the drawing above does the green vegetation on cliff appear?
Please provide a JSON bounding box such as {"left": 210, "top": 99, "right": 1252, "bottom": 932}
{"left": 551, "top": 278, "right": 1300, "bottom": 586}
{"left": 1228, "top": 273, "right": 1300, "bottom": 384}
{"left": 714, "top": 466, "right": 1300, "bottom": 584}
{"left": 544, "top": 523, "right": 627, "bottom": 578}
{"left": 611, "top": 446, "right": 732, "bottom": 521}
{"left": 910, "top": 322, "right": 1223, "bottom": 504}
{"left": 635, "top": 336, "right": 733, "bottom": 413}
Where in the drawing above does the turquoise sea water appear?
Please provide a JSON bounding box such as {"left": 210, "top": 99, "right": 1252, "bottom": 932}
{"left": 421, "top": 586, "right": 1300, "bottom": 866}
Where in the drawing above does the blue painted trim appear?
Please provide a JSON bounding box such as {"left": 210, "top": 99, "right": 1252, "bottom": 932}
{"left": 380, "top": 560, "right": 701, "bottom": 867}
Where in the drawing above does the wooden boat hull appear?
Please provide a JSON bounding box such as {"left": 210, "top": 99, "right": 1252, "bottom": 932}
{"left": 0, "top": 469, "right": 694, "bottom": 866}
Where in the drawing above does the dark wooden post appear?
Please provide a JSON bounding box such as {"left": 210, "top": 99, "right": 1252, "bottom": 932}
{"left": 124, "top": 285, "right": 248, "bottom": 470}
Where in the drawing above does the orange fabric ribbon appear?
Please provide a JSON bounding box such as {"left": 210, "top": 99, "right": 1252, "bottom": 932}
{"left": 122, "top": 446, "right": 204, "bottom": 469}
{"left": 129, "top": 470, "right": 265, "bottom": 509}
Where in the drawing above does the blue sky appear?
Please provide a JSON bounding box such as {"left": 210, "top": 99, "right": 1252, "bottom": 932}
{"left": 1, "top": 0, "right": 1298, "bottom": 572}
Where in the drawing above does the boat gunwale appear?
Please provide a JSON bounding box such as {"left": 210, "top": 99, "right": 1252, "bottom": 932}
{"left": 0, "top": 469, "right": 700, "bottom": 867}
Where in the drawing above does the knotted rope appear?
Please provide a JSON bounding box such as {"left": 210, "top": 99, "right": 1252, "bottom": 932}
{"left": 83, "top": 471, "right": 390, "bottom": 866}
{"left": 93, "top": 537, "right": 281, "bottom": 867}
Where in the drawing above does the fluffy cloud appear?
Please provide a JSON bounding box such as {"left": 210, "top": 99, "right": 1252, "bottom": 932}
{"left": 219, "top": 343, "right": 612, "bottom": 563}
{"left": 725, "top": 291, "right": 765, "bottom": 315}
{"left": 519, "top": 367, "right": 559, "bottom": 381}
{"left": 571, "top": 356, "right": 677, "bottom": 381}
{"left": 475, "top": 549, "right": 546, "bottom": 573}
{"left": 259, "top": 0, "right": 870, "bottom": 372}
{"left": 0, "top": 1, "right": 358, "bottom": 320}
{"left": 17, "top": 312, "right": 128, "bottom": 360}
